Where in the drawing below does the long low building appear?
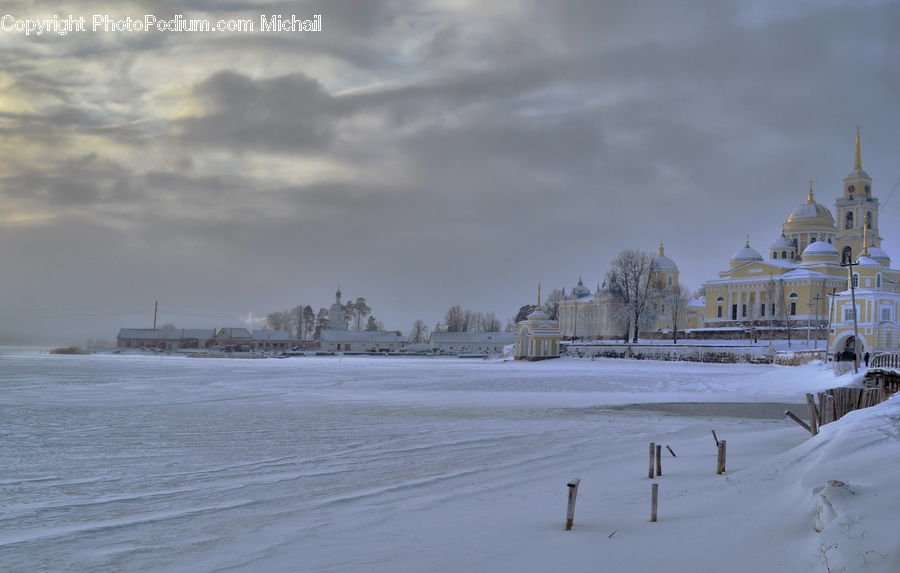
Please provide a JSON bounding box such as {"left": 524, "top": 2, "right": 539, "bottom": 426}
{"left": 429, "top": 331, "right": 515, "bottom": 355}
{"left": 117, "top": 328, "right": 292, "bottom": 351}
{"left": 319, "top": 330, "right": 405, "bottom": 353}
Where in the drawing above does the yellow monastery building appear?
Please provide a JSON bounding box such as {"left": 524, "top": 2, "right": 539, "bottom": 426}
{"left": 557, "top": 131, "right": 900, "bottom": 357}
{"left": 702, "top": 130, "right": 899, "bottom": 357}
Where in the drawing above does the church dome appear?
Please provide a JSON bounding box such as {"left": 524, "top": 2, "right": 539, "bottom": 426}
{"left": 802, "top": 241, "right": 838, "bottom": 256}
{"left": 855, "top": 255, "right": 881, "bottom": 270}
{"left": 653, "top": 242, "right": 678, "bottom": 271}
{"left": 784, "top": 185, "right": 835, "bottom": 233}
{"left": 731, "top": 242, "right": 763, "bottom": 263}
{"left": 867, "top": 246, "right": 891, "bottom": 267}
{"left": 572, "top": 277, "right": 591, "bottom": 298}
{"left": 770, "top": 234, "right": 795, "bottom": 250}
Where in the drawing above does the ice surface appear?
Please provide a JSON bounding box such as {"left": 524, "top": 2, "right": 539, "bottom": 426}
{"left": 0, "top": 349, "right": 895, "bottom": 572}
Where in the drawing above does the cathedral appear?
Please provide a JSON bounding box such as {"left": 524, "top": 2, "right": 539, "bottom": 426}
{"left": 556, "top": 130, "right": 900, "bottom": 357}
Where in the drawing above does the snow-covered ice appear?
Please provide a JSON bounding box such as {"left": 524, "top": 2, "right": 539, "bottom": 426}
{"left": 0, "top": 348, "right": 897, "bottom": 572}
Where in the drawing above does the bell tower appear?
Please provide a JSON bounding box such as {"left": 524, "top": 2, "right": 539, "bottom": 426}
{"left": 835, "top": 128, "right": 880, "bottom": 264}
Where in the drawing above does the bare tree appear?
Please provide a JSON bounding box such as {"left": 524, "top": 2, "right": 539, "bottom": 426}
{"left": 266, "top": 311, "right": 290, "bottom": 332}
{"left": 409, "top": 319, "right": 429, "bottom": 343}
{"left": 480, "top": 312, "right": 502, "bottom": 332}
{"left": 543, "top": 289, "right": 565, "bottom": 320}
{"left": 444, "top": 305, "right": 466, "bottom": 332}
{"left": 667, "top": 282, "right": 691, "bottom": 344}
{"left": 605, "top": 249, "right": 659, "bottom": 343}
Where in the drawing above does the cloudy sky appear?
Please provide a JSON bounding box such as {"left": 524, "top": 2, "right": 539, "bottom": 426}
{"left": 1, "top": 0, "right": 898, "bottom": 343}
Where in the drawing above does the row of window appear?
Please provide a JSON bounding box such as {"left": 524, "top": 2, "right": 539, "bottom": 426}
{"left": 716, "top": 302, "right": 795, "bottom": 319}
{"left": 843, "top": 307, "right": 895, "bottom": 322}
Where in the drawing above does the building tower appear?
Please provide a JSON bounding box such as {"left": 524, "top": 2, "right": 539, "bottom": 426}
{"left": 327, "top": 286, "right": 348, "bottom": 330}
{"left": 835, "top": 128, "right": 881, "bottom": 264}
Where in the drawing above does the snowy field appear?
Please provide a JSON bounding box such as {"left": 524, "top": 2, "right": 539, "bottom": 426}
{"left": 1, "top": 348, "right": 897, "bottom": 572}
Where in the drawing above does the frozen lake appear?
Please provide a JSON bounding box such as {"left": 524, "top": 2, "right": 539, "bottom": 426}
{"left": 0, "top": 349, "right": 852, "bottom": 571}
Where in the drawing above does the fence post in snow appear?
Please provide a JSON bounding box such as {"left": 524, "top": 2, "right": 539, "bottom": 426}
{"left": 648, "top": 443, "right": 656, "bottom": 479}
{"left": 650, "top": 483, "right": 659, "bottom": 522}
{"left": 805, "top": 393, "right": 819, "bottom": 435}
{"left": 655, "top": 444, "right": 662, "bottom": 476}
{"left": 716, "top": 440, "right": 727, "bottom": 475}
{"left": 565, "top": 478, "right": 580, "bottom": 531}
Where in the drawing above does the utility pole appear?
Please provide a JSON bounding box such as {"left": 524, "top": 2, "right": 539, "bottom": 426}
{"left": 153, "top": 300, "right": 158, "bottom": 330}
{"left": 806, "top": 298, "right": 814, "bottom": 348}
{"left": 840, "top": 260, "right": 860, "bottom": 373}
{"left": 811, "top": 293, "right": 822, "bottom": 350}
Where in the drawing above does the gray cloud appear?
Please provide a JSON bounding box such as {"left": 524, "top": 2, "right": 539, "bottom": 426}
{"left": 1, "top": 0, "right": 899, "bottom": 343}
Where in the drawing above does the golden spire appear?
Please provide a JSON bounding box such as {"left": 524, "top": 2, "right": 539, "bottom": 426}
{"left": 536, "top": 283, "right": 542, "bottom": 307}
{"left": 745, "top": 233, "right": 750, "bottom": 248}
{"left": 658, "top": 240, "right": 665, "bottom": 257}
{"left": 807, "top": 180, "right": 814, "bottom": 203}
{"left": 854, "top": 126, "right": 862, "bottom": 171}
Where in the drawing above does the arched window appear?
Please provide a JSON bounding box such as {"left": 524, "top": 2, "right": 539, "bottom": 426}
{"left": 810, "top": 237, "right": 817, "bottom": 243}
{"left": 781, "top": 250, "right": 787, "bottom": 259}
{"left": 828, "top": 238, "right": 832, "bottom": 244}
{"left": 876, "top": 274, "right": 882, "bottom": 289}
{"left": 845, "top": 212, "right": 854, "bottom": 230}
{"left": 842, "top": 246, "right": 853, "bottom": 264}
{"left": 792, "top": 238, "right": 798, "bottom": 249}
{"left": 848, "top": 185, "right": 855, "bottom": 193}
{"left": 865, "top": 185, "right": 871, "bottom": 195}
{"left": 716, "top": 297, "right": 724, "bottom": 302}
{"left": 852, "top": 274, "right": 859, "bottom": 288}
{"left": 789, "top": 292, "right": 799, "bottom": 299}
{"left": 866, "top": 212, "right": 872, "bottom": 229}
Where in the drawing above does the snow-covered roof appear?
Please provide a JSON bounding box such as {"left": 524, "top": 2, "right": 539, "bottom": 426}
{"left": 118, "top": 328, "right": 215, "bottom": 340}
{"left": 770, "top": 234, "right": 795, "bottom": 249}
{"left": 430, "top": 332, "right": 515, "bottom": 344}
{"left": 855, "top": 255, "right": 881, "bottom": 268}
{"left": 780, "top": 269, "right": 833, "bottom": 280}
{"left": 802, "top": 241, "right": 838, "bottom": 256}
{"left": 217, "top": 328, "right": 252, "bottom": 339}
{"left": 320, "top": 330, "right": 403, "bottom": 342}
{"left": 251, "top": 330, "right": 291, "bottom": 341}
{"left": 688, "top": 297, "right": 705, "bottom": 308}
{"left": 731, "top": 245, "right": 763, "bottom": 262}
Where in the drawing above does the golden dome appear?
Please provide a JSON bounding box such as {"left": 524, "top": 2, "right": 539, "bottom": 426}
{"left": 784, "top": 185, "right": 835, "bottom": 232}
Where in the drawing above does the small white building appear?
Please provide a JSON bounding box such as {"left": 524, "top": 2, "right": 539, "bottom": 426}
{"left": 320, "top": 330, "right": 405, "bottom": 353}
{"left": 429, "top": 332, "right": 515, "bottom": 355}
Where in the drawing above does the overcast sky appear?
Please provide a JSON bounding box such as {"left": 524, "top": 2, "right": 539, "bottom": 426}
{"left": 1, "top": 0, "right": 899, "bottom": 344}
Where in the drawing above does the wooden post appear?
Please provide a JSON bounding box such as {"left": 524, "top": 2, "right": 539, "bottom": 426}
{"left": 785, "top": 410, "right": 812, "bottom": 434}
{"left": 565, "top": 478, "right": 580, "bottom": 531}
{"left": 711, "top": 430, "right": 719, "bottom": 446}
{"left": 648, "top": 443, "right": 655, "bottom": 479}
{"left": 716, "top": 440, "right": 727, "bottom": 474}
{"left": 825, "top": 394, "right": 835, "bottom": 424}
{"left": 650, "top": 483, "right": 659, "bottom": 522}
{"left": 666, "top": 445, "right": 676, "bottom": 457}
{"left": 805, "top": 393, "right": 819, "bottom": 435}
{"left": 655, "top": 444, "right": 662, "bottom": 477}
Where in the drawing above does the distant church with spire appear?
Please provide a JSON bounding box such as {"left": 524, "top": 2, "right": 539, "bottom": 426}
{"left": 556, "top": 130, "right": 900, "bottom": 357}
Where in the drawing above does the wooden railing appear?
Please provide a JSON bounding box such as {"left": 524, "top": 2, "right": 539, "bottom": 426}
{"left": 870, "top": 352, "right": 900, "bottom": 371}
